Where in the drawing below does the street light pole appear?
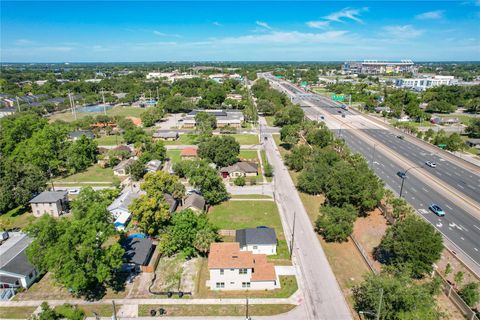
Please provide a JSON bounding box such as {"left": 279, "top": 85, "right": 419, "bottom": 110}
{"left": 399, "top": 165, "right": 423, "bottom": 198}
{"left": 376, "top": 288, "right": 384, "bottom": 320}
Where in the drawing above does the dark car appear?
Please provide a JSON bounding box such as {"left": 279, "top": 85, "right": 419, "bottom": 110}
{"left": 341, "top": 114, "right": 346, "bottom": 118}
{"left": 397, "top": 171, "right": 407, "bottom": 179}
{"left": 396, "top": 135, "right": 404, "bottom": 140}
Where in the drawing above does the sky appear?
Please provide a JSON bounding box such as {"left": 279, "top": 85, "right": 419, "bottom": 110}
{"left": 1, "top": 1, "right": 479, "bottom": 62}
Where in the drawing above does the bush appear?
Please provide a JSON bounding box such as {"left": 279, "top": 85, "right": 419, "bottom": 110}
{"left": 315, "top": 204, "right": 357, "bottom": 242}
{"left": 234, "top": 176, "right": 246, "bottom": 186}
{"left": 264, "top": 162, "right": 274, "bottom": 177}
{"left": 249, "top": 177, "right": 257, "bottom": 185}
{"left": 458, "top": 282, "right": 480, "bottom": 307}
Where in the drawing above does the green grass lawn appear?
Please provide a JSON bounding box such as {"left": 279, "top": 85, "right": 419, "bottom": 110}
{"left": 138, "top": 304, "right": 295, "bottom": 317}
{"left": 0, "top": 306, "right": 37, "bottom": 319}
{"left": 265, "top": 116, "right": 276, "bottom": 127}
{"left": 260, "top": 149, "right": 272, "bottom": 182}
{"left": 232, "top": 134, "right": 259, "bottom": 145}
{"left": 230, "top": 194, "right": 272, "bottom": 199}
{"left": 94, "top": 135, "right": 124, "bottom": 146}
{"left": 312, "top": 87, "right": 334, "bottom": 97}
{"left": 208, "top": 200, "right": 284, "bottom": 238}
{"left": 53, "top": 164, "right": 116, "bottom": 183}
{"left": 49, "top": 106, "right": 145, "bottom": 122}
{"left": 0, "top": 206, "right": 35, "bottom": 230}
{"left": 163, "top": 134, "right": 199, "bottom": 145}
{"left": 436, "top": 114, "right": 475, "bottom": 125}
{"left": 166, "top": 150, "right": 182, "bottom": 163}
{"left": 238, "top": 149, "right": 258, "bottom": 160}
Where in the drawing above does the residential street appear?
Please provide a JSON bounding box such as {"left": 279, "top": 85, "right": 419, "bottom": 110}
{"left": 259, "top": 117, "right": 352, "bottom": 319}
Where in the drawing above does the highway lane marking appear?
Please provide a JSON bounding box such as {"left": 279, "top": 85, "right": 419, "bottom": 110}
{"left": 460, "top": 225, "right": 468, "bottom": 232}
{"left": 461, "top": 237, "right": 465, "bottom": 241}
{"left": 422, "top": 187, "right": 429, "bottom": 192}
{"left": 474, "top": 225, "right": 480, "bottom": 231}
{"left": 445, "top": 172, "right": 452, "bottom": 176}
{"left": 410, "top": 187, "right": 417, "bottom": 192}
{"left": 446, "top": 204, "right": 453, "bottom": 210}
{"left": 457, "top": 184, "right": 465, "bottom": 190}
{"left": 475, "top": 248, "right": 479, "bottom": 252}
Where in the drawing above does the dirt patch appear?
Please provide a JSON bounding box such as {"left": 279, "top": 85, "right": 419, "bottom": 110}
{"left": 179, "top": 257, "right": 200, "bottom": 293}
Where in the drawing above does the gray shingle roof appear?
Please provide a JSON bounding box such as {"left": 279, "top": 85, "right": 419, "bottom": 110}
{"left": 0, "top": 232, "right": 35, "bottom": 277}
{"left": 121, "top": 237, "right": 154, "bottom": 266}
{"left": 29, "top": 191, "right": 67, "bottom": 204}
{"left": 184, "top": 193, "right": 205, "bottom": 211}
{"left": 220, "top": 162, "right": 258, "bottom": 174}
{"left": 235, "top": 227, "right": 277, "bottom": 247}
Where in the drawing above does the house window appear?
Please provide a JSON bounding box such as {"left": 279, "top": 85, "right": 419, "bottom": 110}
{"left": 28, "top": 272, "right": 33, "bottom": 279}
{"left": 242, "top": 282, "right": 251, "bottom": 288}
{"left": 215, "top": 282, "right": 225, "bottom": 289}
{"left": 220, "top": 269, "right": 224, "bottom": 275}
{"left": 49, "top": 203, "right": 52, "bottom": 207}
{"left": 36, "top": 210, "right": 40, "bottom": 215}
{"left": 239, "top": 268, "right": 248, "bottom": 275}
{"left": 253, "top": 245, "right": 258, "bottom": 249}
{"left": 230, "top": 282, "right": 235, "bottom": 285}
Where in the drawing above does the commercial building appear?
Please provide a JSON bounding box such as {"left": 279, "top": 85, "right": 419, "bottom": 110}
{"left": 343, "top": 60, "right": 416, "bottom": 75}
{"left": 29, "top": 191, "right": 69, "bottom": 217}
{"left": 395, "top": 76, "right": 456, "bottom": 91}
{"left": 0, "top": 232, "right": 39, "bottom": 289}
{"left": 207, "top": 242, "right": 278, "bottom": 291}
{"left": 182, "top": 109, "right": 244, "bottom": 128}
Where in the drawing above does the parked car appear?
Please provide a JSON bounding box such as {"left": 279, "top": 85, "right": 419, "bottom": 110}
{"left": 68, "top": 189, "right": 80, "bottom": 195}
{"left": 429, "top": 204, "right": 445, "bottom": 217}
{"left": 397, "top": 171, "right": 407, "bottom": 179}
{"left": 396, "top": 135, "right": 404, "bottom": 140}
{"left": 425, "top": 161, "right": 437, "bottom": 168}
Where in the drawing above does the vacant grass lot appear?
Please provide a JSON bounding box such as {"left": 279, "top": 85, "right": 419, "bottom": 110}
{"left": 53, "top": 165, "right": 116, "bottom": 183}
{"left": 166, "top": 150, "right": 182, "bottom": 163}
{"left": 195, "top": 258, "right": 297, "bottom": 299}
{"left": 231, "top": 134, "right": 259, "bottom": 145}
{"left": 208, "top": 200, "right": 283, "bottom": 237}
{"left": 138, "top": 304, "right": 295, "bottom": 317}
{"left": 0, "top": 306, "right": 37, "bottom": 319}
{"left": 163, "top": 134, "right": 199, "bottom": 145}
{"left": 49, "top": 106, "right": 145, "bottom": 122}
{"left": 0, "top": 206, "right": 35, "bottom": 230}
{"left": 238, "top": 149, "right": 258, "bottom": 160}
{"left": 95, "top": 135, "right": 124, "bottom": 146}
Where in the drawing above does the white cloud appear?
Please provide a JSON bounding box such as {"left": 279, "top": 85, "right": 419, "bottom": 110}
{"left": 256, "top": 21, "right": 272, "bottom": 30}
{"left": 15, "top": 39, "right": 35, "bottom": 45}
{"left": 213, "top": 30, "right": 349, "bottom": 45}
{"left": 153, "top": 30, "right": 181, "bottom": 38}
{"left": 383, "top": 25, "right": 424, "bottom": 39}
{"left": 416, "top": 10, "right": 444, "bottom": 20}
{"left": 323, "top": 7, "right": 367, "bottom": 23}
{"left": 212, "top": 21, "right": 222, "bottom": 26}
{"left": 306, "top": 21, "right": 330, "bottom": 29}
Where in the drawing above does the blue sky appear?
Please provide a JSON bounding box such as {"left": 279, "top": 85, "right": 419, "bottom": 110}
{"left": 1, "top": 1, "right": 479, "bottom": 62}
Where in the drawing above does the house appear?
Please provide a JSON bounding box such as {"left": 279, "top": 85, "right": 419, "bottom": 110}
{"left": 235, "top": 227, "right": 277, "bottom": 255}
{"left": 145, "top": 160, "right": 162, "bottom": 173}
{"left": 430, "top": 117, "right": 460, "bottom": 125}
{"left": 0, "top": 107, "right": 16, "bottom": 118}
{"left": 163, "top": 193, "right": 179, "bottom": 213}
{"left": 107, "top": 186, "right": 145, "bottom": 230}
{"left": 207, "top": 242, "right": 278, "bottom": 291}
{"left": 181, "top": 110, "right": 244, "bottom": 128}
{"left": 113, "top": 158, "right": 135, "bottom": 176}
{"left": 183, "top": 193, "right": 206, "bottom": 213}
{"left": 120, "top": 236, "right": 154, "bottom": 272}
{"left": 0, "top": 232, "right": 39, "bottom": 289}
{"left": 465, "top": 138, "right": 480, "bottom": 149}
{"left": 152, "top": 131, "right": 179, "bottom": 141}
{"left": 68, "top": 130, "right": 95, "bottom": 141}
{"left": 29, "top": 191, "right": 69, "bottom": 217}
{"left": 181, "top": 147, "right": 198, "bottom": 160}
{"left": 220, "top": 162, "right": 258, "bottom": 179}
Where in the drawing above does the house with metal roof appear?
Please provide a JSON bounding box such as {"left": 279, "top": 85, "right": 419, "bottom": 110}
{"left": 29, "top": 191, "right": 69, "bottom": 217}
{"left": 0, "top": 232, "right": 39, "bottom": 289}
{"left": 145, "top": 160, "right": 163, "bottom": 173}
{"left": 235, "top": 227, "right": 277, "bottom": 255}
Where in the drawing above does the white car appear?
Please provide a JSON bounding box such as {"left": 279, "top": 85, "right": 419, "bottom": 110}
{"left": 425, "top": 161, "right": 437, "bottom": 168}
{"left": 68, "top": 188, "right": 80, "bottom": 195}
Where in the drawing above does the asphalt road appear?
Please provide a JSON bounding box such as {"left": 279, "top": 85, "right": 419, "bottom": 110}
{"left": 260, "top": 118, "right": 352, "bottom": 320}
{"left": 261, "top": 73, "right": 480, "bottom": 276}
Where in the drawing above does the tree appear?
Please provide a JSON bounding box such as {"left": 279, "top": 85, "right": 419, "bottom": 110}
{"left": 26, "top": 188, "right": 124, "bottom": 299}
{"left": 424, "top": 128, "right": 435, "bottom": 142}
{"left": 65, "top": 135, "right": 98, "bottom": 173}
{"left": 376, "top": 216, "right": 443, "bottom": 278}
{"left": 315, "top": 205, "right": 357, "bottom": 242}
{"left": 305, "top": 126, "right": 334, "bottom": 148}
{"left": 195, "top": 112, "right": 216, "bottom": 139}
{"left": 129, "top": 194, "right": 171, "bottom": 235}
{"left": 454, "top": 271, "right": 465, "bottom": 287}
{"left": 446, "top": 133, "right": 464, "bottom": 152}
{"left": 280, "top": 124, "right": 300, "bottom": 147}
{"left": 123, "top": 127, "right": 147, "bottom": 144}
{"left": 139, "top": 140, "right": 166, "bottom": 163}
{"left": 141, "top": 106, "right": 164, "bottom": 127}
{"left": 264, "top": 162, "right": 274, "bottom": 177}
{"left": 465, "top": 97, "right": 480, "bottom": 114}
{"left": 353, "top": 271, "right": 442, "bottom": 320}
{"left": 426, "top": 100, "right": 456, "bottom": 113}
{"left": 159, "top": 209, "right": 218, "bottom": 257}
{"left": 285, "top": 145, "right": 312, "bottom": 171}
{"left": 0, "top": 112, "right": 48, "bottom": 155}
{"left": 198, "top": 135, "right": 240, "bottom": 167}
{"left": 127, "top": 160, "right": 145, "bottom": 181}
{"left": 234, "top": 176, "right": 246, "bottom": 186}
{"left": 32, "top": 302, "right": 60, "bottom": 320}
{"left": 187, "top": 161, "right": 228, "bottom": 205}
{"left": 466, "top": 118, "right": 480, "bottom": 138}
{"left": 274, "top": 105, "right": 304, "bottom": 126}
{"left": 141, "top": 171, "right": 185, "bottom": 200}
{"left": 257, "top": 99, "right": 278, "bottom": 116}
{"left": 444, "top": 263, "right": 453, "bottom": 276}
{"left": 458, "top": 282, "right": 480, "bottom": 307}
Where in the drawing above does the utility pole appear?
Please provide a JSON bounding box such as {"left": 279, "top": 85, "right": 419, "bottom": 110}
{"left": 399, "top": 176, "right": 406, "bottom": 198}
{"left": 290, "top": 211, "right": 296, "bottom": 259}
{"left": 111, "top": 300, "right": 117, "bottom": 320}
{"left": 245, "top": 297, "right": 250, "bottom": 320}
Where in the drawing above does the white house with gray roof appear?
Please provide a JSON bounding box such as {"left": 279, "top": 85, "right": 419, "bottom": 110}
{"left": 29, "top": 191, "right": 69, "bottom": 217}
{"left": 0, "top": 232, "right": 39, "bottom": 289}
{"left": 107, "top": 186, "right": 145, "bottom": 231}
{"left": 235, "top": 227, "right": 277, "bottom": 255}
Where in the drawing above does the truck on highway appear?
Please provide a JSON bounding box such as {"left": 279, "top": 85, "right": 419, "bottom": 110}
{"left": 340, "top": 104, "right": 349, "bottom": 110}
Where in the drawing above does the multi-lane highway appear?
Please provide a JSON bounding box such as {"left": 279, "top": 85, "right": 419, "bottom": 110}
{"left": 261, "top": 73, "right": 480, "bottom": 276}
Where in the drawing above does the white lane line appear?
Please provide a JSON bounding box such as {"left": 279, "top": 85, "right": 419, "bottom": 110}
{"left": 475, "top": 248, "right": 479, "bottom": 252}
{"left": 474, "top": 225, "right": 480, "bottom": 231}
{"left": 461, "top": 237, "right": 465, "bottom": 241}
{"left": 457, "top": 184, "right": 465, "bottom": 190}
{"left": 446, "top": 204, "right": 453, "bottom": 210}
{"left": 460, "top": 225, "right": 468, "bottom": 232}
{"left": 422, "top": 187, "right": 429, "bottom": 192}
{"left": 410, "top": 187, "right": 417, "bottom": 192}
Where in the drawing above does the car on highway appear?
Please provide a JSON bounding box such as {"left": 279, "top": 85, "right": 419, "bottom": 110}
{"left": 320, "top": 115, "right": 324, "bottom": 120}
{"left": 425, "top": 161, "right": 437, "bottom": 168}
{"left": 337, "top": 110, "right": 342, "bottom": 114}
{"left": 396, "top": 135, "right": 404, "bottom": 140}
{"left": 397, "top": 171, "right": 407, "bottom": 179}
{"left": 341, "top": 114, "right": 346, "bottom": 118}
{"left": 429, "top": 204, "right": 445, "bottom": 217}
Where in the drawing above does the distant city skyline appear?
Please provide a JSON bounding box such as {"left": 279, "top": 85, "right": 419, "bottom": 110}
{"left": 1, "top": 1, "right": 480, "bottom": 62}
